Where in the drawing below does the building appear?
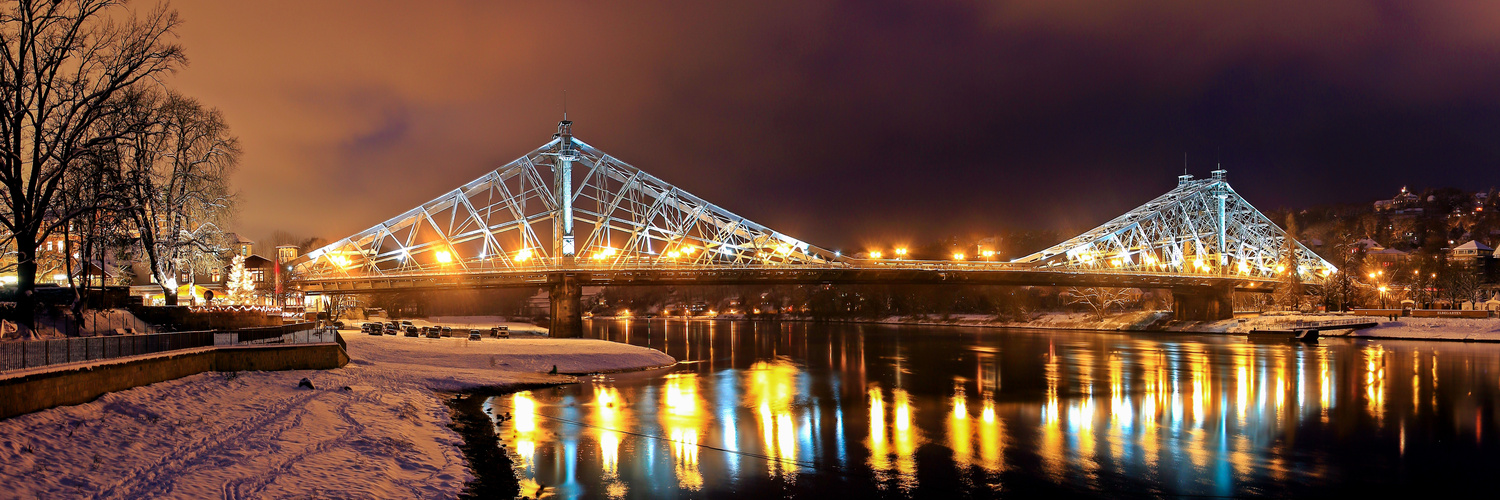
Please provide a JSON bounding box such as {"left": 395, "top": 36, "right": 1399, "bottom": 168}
{"left": 125, "top": 235, "right": 281, "bottom": 306}
{"left": 1374, "top": 186, "right": 1420, "bottom": 212}
{"left": 1452, "top": 240, "right": 1494, "bottom": 261}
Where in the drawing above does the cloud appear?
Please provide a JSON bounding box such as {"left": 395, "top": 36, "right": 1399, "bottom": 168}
{"left": 167, "top": 0, "right": 1500, "bottom": 248}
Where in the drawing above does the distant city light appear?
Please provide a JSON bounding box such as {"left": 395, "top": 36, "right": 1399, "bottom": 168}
{"left": 952, "top": 253, "right": 965, "bottom": 260}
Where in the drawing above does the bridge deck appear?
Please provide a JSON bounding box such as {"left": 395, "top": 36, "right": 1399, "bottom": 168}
{"left": 294, "top": 261, "right": 1283, "bottom": 294}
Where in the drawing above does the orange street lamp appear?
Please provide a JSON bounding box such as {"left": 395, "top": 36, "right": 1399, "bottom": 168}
{"left": 870, "top": 250, "right": 883, "bottom": 259}
{"left": 953, "top": 253, "right": 965, "bottom": 261}
{"left": 895, "top": 248, "right": 908, "bottom": 259}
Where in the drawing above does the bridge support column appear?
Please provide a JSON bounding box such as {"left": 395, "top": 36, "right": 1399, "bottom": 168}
{"left": 1172, "top": 284, "right": 1234, "bottom": 322}
{"left": 548, "top": 273, "right": 584, "bottom": 338}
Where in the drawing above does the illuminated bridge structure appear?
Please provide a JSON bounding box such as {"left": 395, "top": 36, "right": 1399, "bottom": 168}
{"left": 292, "top": 120, "right": 1333, "bottom": 336}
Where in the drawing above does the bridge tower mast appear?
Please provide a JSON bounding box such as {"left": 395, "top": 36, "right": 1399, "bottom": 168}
{"left": 1211, "top": 168, "right": 1227, "bottom": 275}
{"left": 553, "top": 119, "right": 578, "bottom": 260}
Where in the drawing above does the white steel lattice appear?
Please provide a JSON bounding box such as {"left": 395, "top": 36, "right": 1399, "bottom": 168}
{"left": 295, "top": 123, "right": 843, "bottom": 279}
{"left": 1013, "top": 170, "right": 1335, "bottom": 280}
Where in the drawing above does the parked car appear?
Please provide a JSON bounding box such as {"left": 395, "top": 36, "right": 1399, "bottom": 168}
{"left": 384, "top": 323, "right": 398, "bottom": 335}
{"left": 490, "top": 326, "right": 510, "bottom": 338}
{"left": 426, "top": 327, "right": 441, "bottom": 339}
{"left": 404, "top": 326, "right": 419, "bottom": 337}
{"left": 441, "top": 326, "right": 453, "bottom": 337}
{"left": 468, "top": 330, "right": 482, "bottom": 341}
{"left": 400, "top": 320, "right": 414, "bottom": 330}
{"left": 364, "top": 323, "right": 382, "bottom": 335}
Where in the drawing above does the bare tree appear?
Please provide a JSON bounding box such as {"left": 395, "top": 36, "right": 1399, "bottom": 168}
{"left": 1437, "top": 261, "right": 1482, "bottom": 308}
{"left": 116, "top": 90, "right": 238, "bottom": 305}
{"left": 1274, "top": 213, "right": 1306, "bottom": 310}
{"left": 324, "top": 294, "right": 361, "bottom": 326}
{"left": 0, "top": 0, "right": 185, "bottom": 312}
{"left": 1062, "top": 286, "right": 1139, "bottom": 320}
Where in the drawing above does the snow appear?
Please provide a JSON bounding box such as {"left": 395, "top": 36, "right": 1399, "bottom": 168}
{"left": 1196, "top": 312, "right": 1500, "bottom": 341}
{"left": 0, "top": 318, "right": 675, "bottom": 499}
{"left": 343, "top": 328, "right": 677, "bottom": 392}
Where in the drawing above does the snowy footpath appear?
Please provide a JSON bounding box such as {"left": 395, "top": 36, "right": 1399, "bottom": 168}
{"left": 0, "top": 320, "right": 675, "bottom": 499}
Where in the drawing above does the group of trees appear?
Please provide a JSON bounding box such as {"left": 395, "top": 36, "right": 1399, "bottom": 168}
{"left": 0, "top": 0, "right": 238, "bottom": 318}
{"left": 1281, "top": 197, "right": 1498, "bottom": 311}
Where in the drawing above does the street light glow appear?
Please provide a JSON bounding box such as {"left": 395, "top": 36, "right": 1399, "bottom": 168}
{"left": 870, "top": 251, "right": 883, "bottom": 259}
{"left": 953, "top": 253, "right": 965, "bottom": 260}
{"left": 436, "top": 250, "right": 452, "bottom": 264}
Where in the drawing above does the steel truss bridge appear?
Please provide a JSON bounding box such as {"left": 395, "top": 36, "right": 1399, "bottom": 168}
{"left": 292, "top": 120, "right": 1333, "bottom": 336}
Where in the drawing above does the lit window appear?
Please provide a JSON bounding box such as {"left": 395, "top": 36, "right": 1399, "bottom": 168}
{"left": 252, "top": 270, "right": 265, "bottom": 282}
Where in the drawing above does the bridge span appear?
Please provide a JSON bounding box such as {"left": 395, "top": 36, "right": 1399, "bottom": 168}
{"left": 291, "top": 120, "right": 1333, "bottom": 336}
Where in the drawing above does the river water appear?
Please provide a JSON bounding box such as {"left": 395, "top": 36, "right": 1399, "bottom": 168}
{"left": 481, "top": 320, "right": 1500, "bottom": 498}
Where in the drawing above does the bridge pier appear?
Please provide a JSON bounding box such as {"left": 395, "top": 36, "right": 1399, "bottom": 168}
{"left": 1172, "top": 284, "right": 1235, "bottom": 322}
{"left": 548, "top": 273, "right": 584, "bottom": 338}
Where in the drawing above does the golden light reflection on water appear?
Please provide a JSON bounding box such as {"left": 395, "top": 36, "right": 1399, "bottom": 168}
{"left": 665, "top": 374, "right": 704, "bottom": 490}
{"left": 950, "top": 384, "right": 971, "bottom": 465}
{"left": 501, "top": 322, "right": 1500, "bottom": 498}
{"left": 1366, "top": 346, "right": 1387, "bottom": 423}
{"left": 1040, "top": 350, "right": 1065, "bottom": 481}
{"left": 512, "top": 391, "right": 537, "bottom": 469}
{"left": 593, "top": 386, "right": 627, "bottom": 498}
{"left": 978, "top": 395, "right": 1003, "bottom": 471}
{"left": 952, "top": 377, "right": 1005, "bottom": 472}
{"left": 867, "top": 384, "right": 922, "bottom": 489}
{"left": 748, "top": 360, "right": 799, "bottom": 477}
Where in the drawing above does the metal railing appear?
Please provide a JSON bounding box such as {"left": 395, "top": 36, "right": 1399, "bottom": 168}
{"left": 0, "top": 323, "right": 330, "bottom": 373}
{"left": 1266, "top": 317, "right": 1376, "bottom": 329}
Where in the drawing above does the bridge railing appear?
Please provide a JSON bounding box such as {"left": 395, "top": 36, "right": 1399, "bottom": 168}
{"left": 294, "top": 257, "right": 1295, "bottom": 285}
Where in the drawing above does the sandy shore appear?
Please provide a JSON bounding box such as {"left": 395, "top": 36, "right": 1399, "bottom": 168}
{"left": 0, "top": 321, "right": 674, "bottom": 499}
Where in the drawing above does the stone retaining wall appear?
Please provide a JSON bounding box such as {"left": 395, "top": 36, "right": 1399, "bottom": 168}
{"left": 0, "top": 343, "right": 348, "bottom": 420}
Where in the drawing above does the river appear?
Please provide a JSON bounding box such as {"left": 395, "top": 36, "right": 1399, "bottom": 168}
{"left": 479, "top": 320, "right": 1500, "bottom": 498}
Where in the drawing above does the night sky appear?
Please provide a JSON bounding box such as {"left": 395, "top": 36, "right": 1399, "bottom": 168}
{"left": 168, "top": 1, "right": 1500, "bottom": 252}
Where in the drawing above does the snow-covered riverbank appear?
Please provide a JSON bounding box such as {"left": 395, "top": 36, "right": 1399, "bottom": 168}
{"left": 0, "top": 320, "right": 674, "bottom": 499}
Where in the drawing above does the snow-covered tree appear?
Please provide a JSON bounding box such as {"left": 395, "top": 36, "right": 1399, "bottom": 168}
{"left": 225, "top": 255, "right": 256, "bottom": 304}
{"left": 1062, "top": 287, "right": 1140, "bottom": 320}
{"left": 117, "top": 90, "right": 240, "bottom": 305}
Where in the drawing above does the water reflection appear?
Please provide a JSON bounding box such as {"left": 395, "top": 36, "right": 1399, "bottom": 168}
{"left": 485, "top": 320, "right": 1500, "bottom": 498}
